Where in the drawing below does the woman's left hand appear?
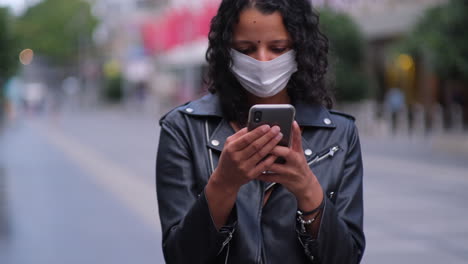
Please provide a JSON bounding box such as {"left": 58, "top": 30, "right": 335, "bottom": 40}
{"left": 258, "top": 121, "right": 323, "bottom": 210}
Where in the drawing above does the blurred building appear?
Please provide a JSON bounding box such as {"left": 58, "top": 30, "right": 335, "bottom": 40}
{"left": 91, "top": 0, "right": 214, "bottom": 106}
{"left": 140, "top": 0, "right": 218, "bottom": 104}
{"left": 344, "top": 0, "right": 448, "bottom": 102}
{"left": 142, "top": 1, "right": 449, "bottom": 100}
{"left": 351, "top": 0, "right": 465, "bottom": 132}
{"left": 91, "top": 0, "right": 169, "bottom": 103}
{"left": 95, "top": 0, "right": 464, "bottom": 130}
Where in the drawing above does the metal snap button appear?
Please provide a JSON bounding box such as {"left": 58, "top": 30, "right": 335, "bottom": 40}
{"left": 186, "top": 108, "right": 194, "bottom": 113}
{"left": 211, "top": 139, "right": 220, "bottom": 146}
{"left": 304, "top": 149, "right": 313, "bottom": 156}
{"left": 323, "top": 118, "right": 331, "bottom": 125}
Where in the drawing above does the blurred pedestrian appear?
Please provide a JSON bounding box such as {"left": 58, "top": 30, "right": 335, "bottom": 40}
{"left": 3, "top": 77, "right": 23, "bottom": 121}
{"left": 384, "top": 87, "right": 405, "bottom": 134}
{"left": 156, "top": 1, "right": 365, "bottom": 263}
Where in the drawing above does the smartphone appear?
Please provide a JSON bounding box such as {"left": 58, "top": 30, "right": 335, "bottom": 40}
{"left": 247, "top": 104, "right": 296, "bottom": 148}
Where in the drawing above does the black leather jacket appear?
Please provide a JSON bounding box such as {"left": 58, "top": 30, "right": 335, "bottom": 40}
{"left": 156, "top": 93, "right": 365, "bottom": 264}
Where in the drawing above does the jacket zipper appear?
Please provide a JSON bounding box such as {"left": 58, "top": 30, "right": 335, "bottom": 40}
{"left": 206, "top": 120, "right": 234, "bottom": 263}
{"left": 204, "top": 120, "right": 215, "bottom": 174}
{"left": 307, "top": 146, "right": 340, "bottom": 166}
{"left": 257, "top": 182, "right": 265, "bottom": 264}
{"left": 224, "top": 242, "right": 230, "bottom": 264}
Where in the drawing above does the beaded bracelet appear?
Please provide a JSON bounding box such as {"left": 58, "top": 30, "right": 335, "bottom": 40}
{"left": 296, "top": 195, "right": 325, "bottom": 233}
{"left": 297, "top": 213, "right": 318, "bottom": 225}
{"left": 297, "top": 210, "right": 322, "bottom": 233}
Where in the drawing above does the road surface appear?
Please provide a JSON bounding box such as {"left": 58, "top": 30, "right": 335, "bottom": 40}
{"left": 0, "top": 108, "right": 467, "bottom": 263}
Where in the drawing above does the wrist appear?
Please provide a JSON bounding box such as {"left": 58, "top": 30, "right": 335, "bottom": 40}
{"left": 208, "top": 169, "right": 240, "bottom": 196}
{"left": 296, "top": 180, "right": 323, "bottom": 212}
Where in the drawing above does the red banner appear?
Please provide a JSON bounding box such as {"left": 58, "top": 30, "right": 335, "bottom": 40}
{"left": 141, "top": 2, "right": 219, "bottom": 54}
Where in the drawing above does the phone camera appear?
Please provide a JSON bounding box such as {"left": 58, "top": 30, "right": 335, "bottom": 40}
{"left": 254, "top": 111, "right": 262, "bottom": 123}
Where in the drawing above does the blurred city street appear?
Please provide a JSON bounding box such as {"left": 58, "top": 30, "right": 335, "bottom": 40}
{"left": 1, "top": 0, "right": 467, "bottom": 262}
{"left": 0, "top": 104, "right": 467, "bottom": 264}
{"left": 0, "top": 108, "right": 165, "bottom": 264}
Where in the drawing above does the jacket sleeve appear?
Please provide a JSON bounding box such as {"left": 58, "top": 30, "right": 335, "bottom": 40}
{"left": 297, "top": 121, "right": 365, "bottom": 263}
{"left": 156, "top": 119, "right": 237, "bottom": 264}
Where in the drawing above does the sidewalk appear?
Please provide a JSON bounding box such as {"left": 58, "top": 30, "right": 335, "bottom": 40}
{"left": 430, "top": 133, "right": 468, "bottom": 157}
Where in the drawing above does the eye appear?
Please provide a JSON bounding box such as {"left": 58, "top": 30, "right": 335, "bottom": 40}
{"left": 236, "top": 47, "right": 255, "bottom": 54}
{"left": 271, "top": 47, "right": 288, "bottom": 54}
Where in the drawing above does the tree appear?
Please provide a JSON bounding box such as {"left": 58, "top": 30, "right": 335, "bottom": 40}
{"left": 419, "top": 0, "right": 468, "bottom": 81}
{"left": 14, "top": 0, "right": 97, "bottom": 66}
{"left": 0, "top": 7, "right": 19, "bottom": 82}
{"left": 319, "top": 9, "right": 369, "bottom": 102}
{"left": 398, "top": 0, "right": 468, "bottom": 81}
{"left": 0, "top": 7, "right": 19, "bottom": 120}
{"left": 393, "top": 0, "right": 468, "bottom": 127}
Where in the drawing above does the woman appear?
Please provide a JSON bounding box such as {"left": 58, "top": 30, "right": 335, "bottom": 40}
{"left": 156, "top": 0, "right": 365, "bottom": 263}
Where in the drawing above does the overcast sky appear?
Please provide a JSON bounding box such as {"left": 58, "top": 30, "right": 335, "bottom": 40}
{"left": 0, "top": 0, "right": 24, "bottom": 13}
{"left": 0, "top": 0, "right": 41, "bottom": 15}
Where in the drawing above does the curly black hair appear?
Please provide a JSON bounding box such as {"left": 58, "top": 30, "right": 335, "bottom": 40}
{"left": 205, "top": 0, "right": 332, "bottom": 126}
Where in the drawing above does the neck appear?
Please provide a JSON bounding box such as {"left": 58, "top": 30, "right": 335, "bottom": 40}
{"left": 247, "top": 89, "right": 291, "bottom": 105}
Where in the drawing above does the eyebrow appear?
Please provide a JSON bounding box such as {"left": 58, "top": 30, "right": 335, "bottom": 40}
{"left": 270, "top": 40, "right": 291, "bottom": 44}
{"left": 232, "top": 39, "right": 291, "bottom": 45}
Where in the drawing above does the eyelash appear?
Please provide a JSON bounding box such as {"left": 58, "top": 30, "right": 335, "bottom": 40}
{"left": 272, "top": 48, "right": 287, "bottom": 53}
{"left": 238, "top": 48, "right": 254, "bottom": 54}
{"left": 237, "top": 47, "right": 288, "bottom": 54}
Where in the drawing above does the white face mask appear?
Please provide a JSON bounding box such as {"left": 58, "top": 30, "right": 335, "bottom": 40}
{"left": 230, "top": 48, "right": 298, "bottom": 98}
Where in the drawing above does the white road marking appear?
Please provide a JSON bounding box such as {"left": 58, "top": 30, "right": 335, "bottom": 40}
{"left": 31, "top": 121, "right": 161, "bottom": 233}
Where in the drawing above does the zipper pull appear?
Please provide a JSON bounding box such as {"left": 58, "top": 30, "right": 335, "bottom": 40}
{"left": 308, "top": 145, "right": 340, "bottom": 165}
{"left": 329, "top": 146, "right": 339, "bottom": 157}
{"left": 222, "top": 231, "right": 233, "bottom": 247}
{"left": 217, "top": 228, "right": 235, "bottom": 256}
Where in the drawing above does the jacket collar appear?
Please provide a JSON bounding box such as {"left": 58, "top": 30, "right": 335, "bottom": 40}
{"left": 178, "top": 93, "right": 223, "bottom": 118}
{"left": 294, "top": 102, "right": 336, "bottom": 128}
{"left": 179, "top": 93, "right": 337, "bottom": 129}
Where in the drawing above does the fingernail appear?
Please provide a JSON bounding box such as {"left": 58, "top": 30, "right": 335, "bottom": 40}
{"left": 276, "top": 133, "right": 283, "bottom": 140}
{"left": 272, "top": 126, "right": 280, "bottom": 133}
{"left": 262, "top": 125, "right": 270, "bottom": 132}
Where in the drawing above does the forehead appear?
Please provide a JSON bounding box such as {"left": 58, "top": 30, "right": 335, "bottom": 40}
{"left": 233, "top": 8, "right": 290, "bottom": 41}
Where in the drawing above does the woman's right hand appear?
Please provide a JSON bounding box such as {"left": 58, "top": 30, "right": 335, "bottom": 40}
{"left": 205, "top": 125, "right": 282, "bottom": 229}
{"left": 209, "top": 125, "right": 283, "bottom": 193}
